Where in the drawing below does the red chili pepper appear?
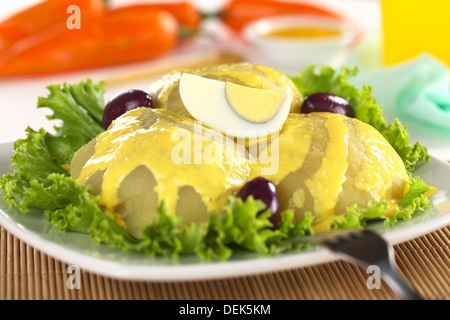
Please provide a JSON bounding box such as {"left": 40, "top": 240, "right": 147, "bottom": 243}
{"left": 220, "top": 0, "right": 346, "bottom": 32}
{"left": 0, "top": 8, "right": 179, "bottom": 76}
{"left": 112, "top": 2, "right": 201, "bottom": 36}
{"left": 0, "top": 0, "right": 106, "bottom": 53}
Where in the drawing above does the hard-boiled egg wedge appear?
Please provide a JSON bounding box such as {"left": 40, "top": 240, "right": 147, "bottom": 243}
{"left": 179, "top": 73, "right": 292, "bottom": 138}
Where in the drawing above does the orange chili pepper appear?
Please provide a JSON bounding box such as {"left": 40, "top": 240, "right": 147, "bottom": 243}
{"left": 0, "top": 0, "right": 106, "bottom": 53}
{"left": 112, "top": 2, "right": 201, "bottom": 36}
{"left": 220, "top": 0, "right": 346, "bottom": 32}
{"left": 0, "top": 8, "right": 178, "bottom": 76}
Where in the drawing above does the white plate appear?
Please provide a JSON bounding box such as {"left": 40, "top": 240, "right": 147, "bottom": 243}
{"left": 0, "top": 141, "right": 449, "bottom": 281}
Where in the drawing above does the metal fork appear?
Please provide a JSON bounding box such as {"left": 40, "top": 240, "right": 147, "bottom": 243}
{"left": 283, "top": 229, "right": 424, "bottom": 300}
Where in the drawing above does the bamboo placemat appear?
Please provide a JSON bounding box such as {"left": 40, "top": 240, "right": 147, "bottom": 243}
{"left": 1, "top": 223, "right": 449, "bottom": 300}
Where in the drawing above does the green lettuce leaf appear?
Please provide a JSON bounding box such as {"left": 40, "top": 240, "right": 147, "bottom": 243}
{"left": 0, "top": 79, "right": 142, "bottom": 253}
{"left": 198, "top": 196, "right": 284, "bottom": 259}
{"left": 37, "top": 79, "right": 105, "bottom": 165}
{"left": 136, "top": 196, "right": 314, "bottom": 260}
{"left": 0, "top": 79, "right": 105, "bottom": 212}
{"left": 1, "top": 129, "right": 68, "bottom": 212}
{"left": 331, "top": 177, "right": 431, "bottom": 229}
{"left": 290, "top": 65, "right": 430, "bottom": 172}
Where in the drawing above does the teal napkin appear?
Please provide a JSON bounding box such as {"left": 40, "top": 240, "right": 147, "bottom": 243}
{"left": 344, "top": 32, "right": 450, "bottom": 133}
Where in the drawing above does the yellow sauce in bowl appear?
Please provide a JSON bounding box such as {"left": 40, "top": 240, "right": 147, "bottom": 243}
{"left": 261, "top": 26, "right": 343, "bottom": 39}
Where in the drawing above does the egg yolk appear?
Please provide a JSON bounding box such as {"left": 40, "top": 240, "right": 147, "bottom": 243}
{"left": 225, "top": 81, "right": 286, "bottom": 123}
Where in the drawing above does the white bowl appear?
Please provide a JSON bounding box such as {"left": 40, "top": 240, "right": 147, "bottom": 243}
{"left": 242, "top": 15, "right": 358, "bottom": 74}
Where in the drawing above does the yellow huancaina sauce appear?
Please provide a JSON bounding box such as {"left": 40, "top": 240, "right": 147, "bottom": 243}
{"left": 261, "top": 26, "right": 342, "bottom": 39}
{"left": 75, "top": 110, "right": 410, "bottom": 234}
{"left": 76, "top": 108, "right": 251, "bottom": 227}
{"left": 250, "top": 112, "right": 410, "bottom": 232}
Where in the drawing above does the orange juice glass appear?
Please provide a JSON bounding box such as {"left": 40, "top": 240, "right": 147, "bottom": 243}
{"left": 381, "top": 0, "right": 450, "bottom": 66}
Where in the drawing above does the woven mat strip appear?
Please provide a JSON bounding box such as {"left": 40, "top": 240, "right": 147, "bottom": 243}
{"left": 1, "top": 224, "right": 449, "bottom": 300}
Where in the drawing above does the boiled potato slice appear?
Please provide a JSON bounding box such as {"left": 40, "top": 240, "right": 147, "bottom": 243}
{"left": 250, "top": 112, "right": 410, "bottom": 232}
{"left": 116, "top": 165, "right": 159, "bottom": 235}
{"left": 175, "top": 186, "right": 208, "bottom": 224}
{"left": 71, "top": 59, "right": 410, "bottom": 237}
{"left": 71, "top": 107, "right": 251, "bottom": 238}
{"left": 70, "top": 138, "right": 96, "bottom": 180}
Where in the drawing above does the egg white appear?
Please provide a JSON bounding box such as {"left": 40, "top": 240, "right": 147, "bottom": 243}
{"left": 179, "top": 73, "right": 292, "bottom": 139}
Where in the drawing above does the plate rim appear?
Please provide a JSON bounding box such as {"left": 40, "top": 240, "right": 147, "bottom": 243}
{"left": 0, "top": 141, "right": 449, "bottom": 281}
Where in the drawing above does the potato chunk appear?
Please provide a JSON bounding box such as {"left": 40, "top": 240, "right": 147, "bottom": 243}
{"left": 71, "top": 110, "right": 410, "bottom": 235}
{"left": 71, "top": 107, "right": 251, "bottom": 238}
{"left": 70, "top": 138, "right": 96, "bottom": 180}
{"left": 250, "top": 112, "right": 410, "bottom": 232}
{"left": 71, "top": 59, "right": 410, "bottom": 237}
